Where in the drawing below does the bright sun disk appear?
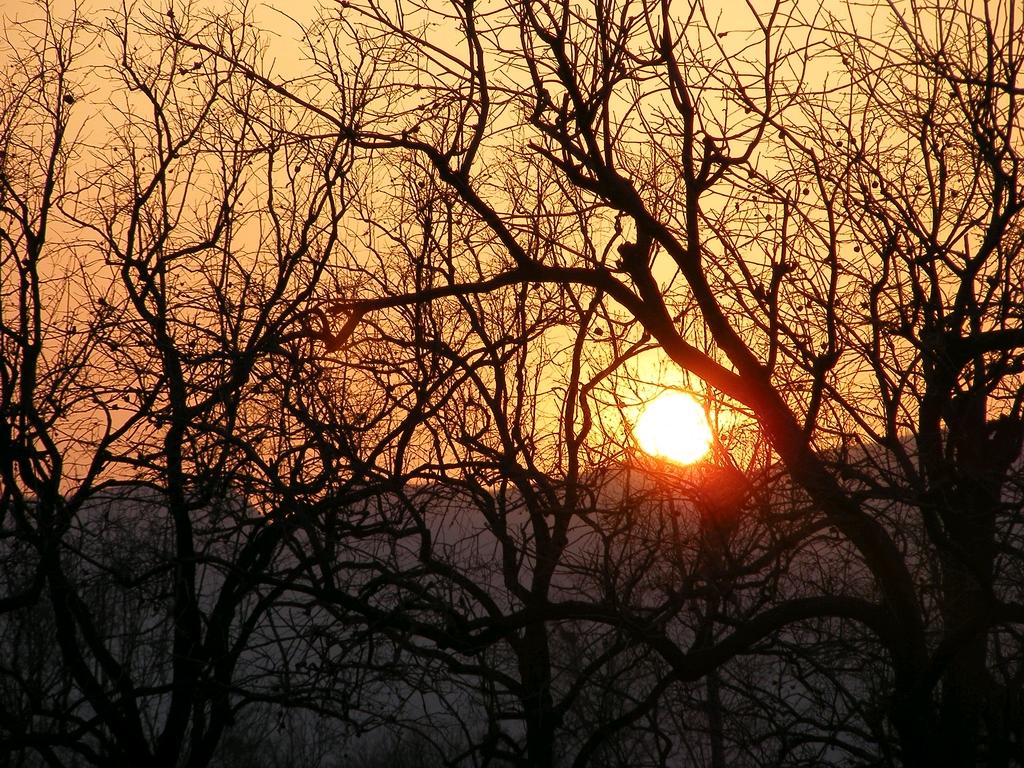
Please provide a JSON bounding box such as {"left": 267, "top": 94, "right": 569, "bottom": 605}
{"left": 634, "top": 391, "right": 713, "bottom": 465}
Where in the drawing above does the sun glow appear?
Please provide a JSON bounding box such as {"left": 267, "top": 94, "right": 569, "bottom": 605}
{"left": 634, "top": 391, "right": 713, "bottom": 465}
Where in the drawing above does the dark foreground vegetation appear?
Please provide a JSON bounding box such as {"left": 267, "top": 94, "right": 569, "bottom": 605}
{"left": 1, "top": 0, "right": 1022, "bottom": 765}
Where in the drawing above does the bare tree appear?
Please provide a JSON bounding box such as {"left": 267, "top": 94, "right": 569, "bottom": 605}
{"left": 0, "top": 3, "right": 364, "bottom": 765}
{"left": 236, "top": 151, "right": 869, "bottom": 767}
{"left": 206, "top": 0, "right": 1024, "bottom": 764}
{"left": 5, "top": 0, "right": 1022, "bottom": 764}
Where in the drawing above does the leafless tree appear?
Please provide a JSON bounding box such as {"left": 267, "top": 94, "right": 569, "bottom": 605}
{"left": 5, "top": 0, "right": 1023, "bottom": 764}
{"left": 204, "top": 0, "right": 1024, "bottom": 764}
{"left": 229, "top": 148, "right": 872, "bottom": 767}
{"left": 0, "top": 3, "right": 366, "bottom": 765}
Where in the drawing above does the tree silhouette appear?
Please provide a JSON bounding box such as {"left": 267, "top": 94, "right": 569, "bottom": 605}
{"left": 1, "top": 4, "right": 364, "bottom": 765}
{"left": 2, "top": 0, "right": 1022, "bottom": 765}
{"left": 207, "top": 0, "right": 1021, "bottom": 763}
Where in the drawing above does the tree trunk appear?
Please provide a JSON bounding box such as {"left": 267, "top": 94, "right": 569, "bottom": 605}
{"left": 518, "top": 622, "right": 556, "bottom": 768}
{"left": 935, "top": 492, "right": 995, "bottom": 767}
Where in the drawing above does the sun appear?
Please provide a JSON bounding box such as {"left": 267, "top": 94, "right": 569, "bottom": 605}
{"left": 634, "top": 391, "right": 713, "bottom": 465}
